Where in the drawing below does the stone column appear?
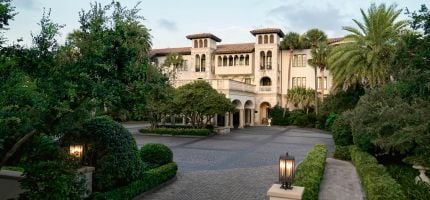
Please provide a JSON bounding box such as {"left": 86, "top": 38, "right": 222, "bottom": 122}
{"left": 250, "top": 109, "right": 255, "bottom": 126}
{"left": 225, "top": 113, "right": 229, "bottom": 127}
{"left": 239, "top": 109, "right": 244, "bottom": 128}
{"left": 230, "top": 112, "right": 233, "bottom": 128}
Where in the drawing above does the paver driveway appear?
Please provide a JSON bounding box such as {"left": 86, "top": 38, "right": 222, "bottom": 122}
{"left": 128, "top": 125, "right": 334, "bottom": 200}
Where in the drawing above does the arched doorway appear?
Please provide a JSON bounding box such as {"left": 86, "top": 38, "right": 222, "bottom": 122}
{"left": 244, "top": 100, "right": 254, "bottom": 126}
{"left": 260, "top": 102, "right": 271, "bottom": 125}
{"left": 232, "top": 99, "right": 242, "bottom": 129}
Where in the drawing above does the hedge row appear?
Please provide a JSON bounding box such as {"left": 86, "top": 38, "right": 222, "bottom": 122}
{"left": 350, "top": 146, "right": 406, "bottom": 200}
{"left": 294, "top": 144, "right": 327, "bottom": 200}
{"left": 140, "top": 128, "right": 211, "bottom": 136}
{"left": 333, "top": 145, "right": 351, "bottom": 161}
{"left": 92, "top": 162, "right": 178, "bottom": 200}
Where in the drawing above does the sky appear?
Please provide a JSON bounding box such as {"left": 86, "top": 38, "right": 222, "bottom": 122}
{"left": 3, "top": 0, "right": 428, "bottom": 49}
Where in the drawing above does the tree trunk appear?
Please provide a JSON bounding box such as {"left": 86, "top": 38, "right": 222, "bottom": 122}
{"left": 321, "top": 68, "right": 325, "bottom": 102}
{"left": 314, "top": 67, "right": 318, "bottom": 116}
{"left": 284, "top": 49, "right": 294, "bottom": 117}
{"left": 1, "top": 129, "right": 37, "bottom": 168}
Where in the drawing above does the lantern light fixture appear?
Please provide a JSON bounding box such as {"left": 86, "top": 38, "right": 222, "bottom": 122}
{"left": 69, "top": 144, "right": 84, "bottom": 158}
{"left": 279, "top": 152, "right": 295, "bottom": 190}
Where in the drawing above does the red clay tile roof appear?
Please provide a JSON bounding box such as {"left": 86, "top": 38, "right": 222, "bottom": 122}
{"left": 250, "top": 28, "right": 285, "bottom": 37}
{"left": 327, "top": 37, "right": 344, "bottom": 44}
{"left": 215, "top": 43, "right": 255, "bottom": 54}
{"left": 150, "top": 47, "right": 191, "bottom": 57}
{"left": 186, "top": 33, "right": 222, "bottom": 42}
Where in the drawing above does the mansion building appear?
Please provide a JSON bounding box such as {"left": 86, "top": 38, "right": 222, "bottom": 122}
{"left": 150, "top": 28, "right": 343, "bottom": 128}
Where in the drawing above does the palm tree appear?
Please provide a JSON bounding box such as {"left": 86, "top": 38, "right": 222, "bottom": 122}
{"left": 281, "top": 32, "right": 301, "bottom": 115}
{"left": 162, "top": 52, "right": 184, "bottom": 83}
{"left": 328, "top": 3, "right": 407, "bottom": 90}
{"left": 308, "top": 42, "right": 331, "bottom": 102}
{"left": 286, "top": 87, "right": 316, "bottom": 114}
{"left": 303, "top": 29, "right": 327, "bottom": 115}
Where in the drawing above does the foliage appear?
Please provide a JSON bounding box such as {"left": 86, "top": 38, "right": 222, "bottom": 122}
{"left": 140, "top": 128, "right": 212, "bottom": 136}
{"left": 161, "top": 52, "right": 185, "bottom": 82}
{"left": 140, "top": 143, "right": 173, "bottom": 166}
{"left": 286, "top": 110, "right": 315, "bottom": 127}
{"left": 92, "top": 162, "right": 178, "bottom": 200}
{"left": 81, "top": 116, "right": 142, "bottom": 191}
{"left": 269, "top": 105, "right": 289, "bottom": 125}
{"left": 331, "top": 115, "right": 353, "bottom": 146}
{"left": 319, "top": 88, "right": 364, "bottom": 115}
{"left": 281, "top": 32, "right": 301, "bottom": 50}
{"left": 1, "top": 165, "right": 24, "bottom": 172}
{"left": 286, "top": 87, "right": 315, "bottom": 114}
{"left": 0, "top": 0, "right": 16, "bottom": 44}
{"left": 386, "top": 164, "right": 430, "bottom": 200}
{"left": 294, "top": 144, "right": 327, "bottom": 200}
{"left": 302, "top": 28, "right": 327, "bottom": 47}
{"left": 407, "top": 4, "right": 430, "bottom": 35}
{"left": 174, "top": 81, "right": 233, "bottom": 128}
{"left": 333, "top": 145, "right": 351, "bottom": 160}
{"left": 323, "top": 113, "right": 338, "bottom": 131}
{"left": 328, "top": 3, "right": 407, "bottom": 90}
{"left": 350, "top": 146, "right": 406, "bottom": 200}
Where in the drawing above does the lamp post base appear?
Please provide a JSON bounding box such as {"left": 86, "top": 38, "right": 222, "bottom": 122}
{"left": 267, "top": 184, "right": 304, "bottom": 200}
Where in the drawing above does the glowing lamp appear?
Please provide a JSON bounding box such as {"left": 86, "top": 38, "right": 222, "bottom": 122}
{"left": 69, "top": 144, "right": 83, "bottom": 158}
{"left": 279, "top": 152, "right": 295, "bottom": 190}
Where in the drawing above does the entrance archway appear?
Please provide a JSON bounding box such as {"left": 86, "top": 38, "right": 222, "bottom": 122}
{"left": 244, "top": 100, "right": 254, "bottom": 126}
{"left": 232, "top": 99, "right": 242, "bottom": 129}
{"left": 260, "top": 102, "right": 271, "bottom": 125}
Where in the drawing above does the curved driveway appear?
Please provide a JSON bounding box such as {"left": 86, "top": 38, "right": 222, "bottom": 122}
{"left": 130, "top": 126, "right": 334, "bottom": 200}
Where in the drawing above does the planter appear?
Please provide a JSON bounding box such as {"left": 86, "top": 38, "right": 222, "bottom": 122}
{"left": 412, "top": 165, "right": 430, "bottom": 184}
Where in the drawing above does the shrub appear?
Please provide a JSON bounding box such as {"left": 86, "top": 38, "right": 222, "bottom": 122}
{"left": 269, "top": 105, "right": 289, "bottom": 125}
{"left": 140, "top": 143, "right": 173, "bottom": 166}
{"left": 92, "top": 162, "right": 178, "bottom": 200}
{"left": 386, "top": 164, "right": 430, "bottom": 200}
{"left": 1, "top": 166, "right": 24, "bottom": 172}
{"left": 350, "top": 146, "right": 406, "bottom": 200}
{"left": 331, "top": 115, "right": 353, "bottom": 146}
{"left": 294, "top": 144, "right": 327, "bottom": 200}
{"left": 324, "top": 112, "right": 338, "bottom": 131}
{"left": 140, "top": 128, "right": 211, "bottom": 136}
{"left": 333, "top": 145, "right": 351, "bottom": 160}
{"left": 82, "top": 116, "right": 142, "bottom": 191}
{"left": 288, "top": 110, "right": 313, "bottom": 127}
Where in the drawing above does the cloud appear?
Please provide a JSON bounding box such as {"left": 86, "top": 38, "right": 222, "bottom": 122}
{"left": 157, "top": 18, "right": 178, "bottom": 31}
{"left": 14, "top": 0, "right": 40, "bottom": 10}
{"left": 267, "top": 2, "right": 348, "bottom": 36}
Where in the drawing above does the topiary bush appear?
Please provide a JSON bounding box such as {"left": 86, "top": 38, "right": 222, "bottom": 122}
{"left": 82, "top": 116, "right": 142, "bottom": 191}
{"left": 331, "top": 115, "right": 353, "bottom": 146}
{"left": 333, "top": 145, "right": 351, "bottom": 160}
{"left": 140, "top": 143, "right": 173, "bottom": 166}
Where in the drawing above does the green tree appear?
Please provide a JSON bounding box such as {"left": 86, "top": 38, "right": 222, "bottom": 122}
{"left": 308, "top": 42, "right": 331, "bottom": 102}
{"left": 328, "top": 3, "right": 407, "bottom": 90}
{"left": 162, "top": 52, "right": 184, "bottom": 83}
{"left": 286, "top": 87, "right": 316, "bottom": 114}
{"left": 174, "top": 81, "right": 233, "bottom": 128}
{"left": 281, "top": 32, "right": 301, "bottom": 91}
{"left": 303, "top": 28, "right": 327, "bottom": 115}
{"left": 0, "top": 0, "right": 16, "bottom": 44}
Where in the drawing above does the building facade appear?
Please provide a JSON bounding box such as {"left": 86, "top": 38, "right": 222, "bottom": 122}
{"left": 150, "top": 28, "right": 342, "bottom": 128}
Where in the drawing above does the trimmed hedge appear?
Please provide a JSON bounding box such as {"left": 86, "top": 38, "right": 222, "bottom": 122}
{"left": 333, "top": 145, "right": 351, "bottom": 160}
{"left": 140, "top": 143, "right": 173, "bottom": 166}
{"left": 294, "top": 144, "right": 327, "bottom": 200}
{"left": 350, "top": 146, "right": 406, "bottom": 200}
{"left": 331, "top": 115, "right": 353, "bottom": 146}
{"left": 140, "top": 128, "right": 211, "bottom": 136}
{"left": 92, "top": 162, "right": 178, "bottom": 200}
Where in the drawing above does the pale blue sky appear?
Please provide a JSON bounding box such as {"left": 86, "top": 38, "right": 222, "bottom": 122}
{"left": 3, "top": 0, "right": 427, "bottom": 48}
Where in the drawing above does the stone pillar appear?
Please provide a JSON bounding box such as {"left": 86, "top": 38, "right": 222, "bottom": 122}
{"left": 250, "top": 109, "right": 255, "bottom": 126}
{"left": 230, "top": 113, "right": 233, "bottom": 128}
{"left": 267, "top": 184, "right": 304, "bottom": 200}
{"left": 213, "top": 114, "right": 217, "bottom": 126}
{"left": 239, "top": 109, "right": 244, "bottom": 128}
{"left": 78, "top": 166, "right": 95, "bottom": 198}
{"left": 225, "top": 113, "right": 229, "bottom": 127}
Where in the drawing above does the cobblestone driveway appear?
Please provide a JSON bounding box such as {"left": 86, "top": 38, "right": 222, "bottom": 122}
{"left": 129, "top": 126, "right": 334, "bottom": 200}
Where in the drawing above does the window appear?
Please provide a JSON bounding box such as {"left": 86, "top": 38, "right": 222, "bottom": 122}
{"left": 293, "top": 54, "right": 306, "bottom": 67}
{"left": 317, "top": 76, "right": 328, "bottom": 89}
{"left": 292, "top": 77, "right": 306, "bottom": 87}
{"left": 204, "top": 39, "right": 208, "bottom": 48}
{"left": 234, "top": 55, "right": 238, "bottom": 66}
{"left": 223, "top": 56, "right": 227, "bottom": 66}
{"left": 245, "top": 55, "right": 250, "bottom": 65}
{"left": 218, "top": 56, "right": 222, "bottom": 66}
{"left": 177, "top": 60, "right": 188, "bottom": 71}
{"left": 194, "top": 40, "right": 198, "bottom": 48}
{"left": 264, "top": 35, "right": 268, "bottom": 44}
{"left": 195, "top": 54, "right": 200, "bottom": 72}
{"left": 260, "top": 77, "right": 272, "bottom": 86}
{"left": 229, "top": 56, "right": 233, "bottom": 66}
{"left": 266, "top": 51, "right": 272, "bottom": 69}
{"left": 270, "top": 35, "right": 274, "bottom": 43}
{"left": 244, "top": 78, "right": 251, "bottom": 84}
{"left": 260, "top": 51, "right": 266, "bottom": 69}
{"left": 201, "top": 54, "right": 206, "bottom": 72}
{"left": 258, "top": 35, "right": 262, "bottom": 44}
{"left": 239, "top": 55, "right": 244, "bottom": 65}
{"left": 199, "top": 39, "right": 203, "bottom": 48}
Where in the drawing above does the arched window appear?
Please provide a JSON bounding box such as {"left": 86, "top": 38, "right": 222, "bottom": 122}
{"left": 195, "top": 54, "right": 200, "bottom": 72}
{"left": 270, "top": 35, "right": 274, "bottom": 43}
{"left": 264, "top": 35, "right": 268, "bottom": 44}
{"left": 204, "top": 39, "right": 208, "bottom": 47}
{"left": 260, "top": 77, "right": 272, "bottom": 86}
{"left": 260, "top": 51, "right": 266, "bottom": 69}
{"left": 239, "top": 55, "right": 244, "bottom": 65}
{"left": 223, "top": 56, "right": 228, "bottom": 66}
{"left": 194, "top": 40, "right": 198, "bottom": 48}
{"left": 245, "top": 55, "right": 250, "bottom": 65}
{"left": 218, "top": 56, "right": 222, "bottom": 66}
{"left": 199, "top": 39, "right": 203, "bottom": 48}
{"left": 201, "top": 54, "right": 206, "bottom": 72}
{"left": 266, "top": 51, "right": 272, "bottom": 69}
{"left": 229, "top": 56, "right": 233, "bottom": 66}
{"left": 258, "top": 35, "right": 262, "bottom": 44}
{"left": 234, "top": 55, "right": 239, "bottom": 66}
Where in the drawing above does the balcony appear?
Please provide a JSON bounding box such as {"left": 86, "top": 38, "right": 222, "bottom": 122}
{"left": 174, "top": 79, "right": 256, "bottom": 94}
{"left": 215, "top": 65, "right": 253, "bottom": 75}
{"left": 260, "top": 86, "right": 272, "bottom": 92}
